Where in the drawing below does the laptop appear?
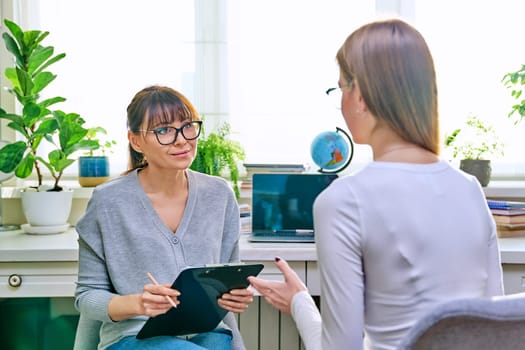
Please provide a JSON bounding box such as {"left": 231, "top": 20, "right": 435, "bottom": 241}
{"left": 248, "top": 173, "right": 338, "bottom": 243}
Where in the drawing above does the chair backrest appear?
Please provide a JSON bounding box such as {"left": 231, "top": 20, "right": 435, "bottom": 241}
{"left": 73, "top": 313, "right": 101, "bottom": 350}
{"left": 397, "top": 293, "right": 525, "bottom": 350}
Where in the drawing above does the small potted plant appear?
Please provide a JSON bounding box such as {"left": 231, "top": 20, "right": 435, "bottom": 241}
{"left": 190, "top": 122, "right": 245, "bottom": 198}
{"left": 444, "top": 114, "right": 504, "bottom": 187}
{"left": 0, "top": 19, "right": 97, "bottom": 231}
{"left": 78, "top": 126, "right": 116, "bottom": 187}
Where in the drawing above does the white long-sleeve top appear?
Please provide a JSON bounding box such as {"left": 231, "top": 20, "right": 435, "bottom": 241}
{"left": 291, "top": 160, "right": 504, "bottom": 350}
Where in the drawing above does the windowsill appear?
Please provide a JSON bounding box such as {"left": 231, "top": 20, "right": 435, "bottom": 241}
{"left": 1, "top": 186, "right": 94, "bottom": 199}
{"left": 483, "top": 181, "right": 525, "bottom": 199}
{"left": 0, "top": 180, "right": 523, "bottom": 200}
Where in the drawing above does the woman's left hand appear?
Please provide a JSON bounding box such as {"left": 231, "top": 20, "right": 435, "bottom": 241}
{"left": 218, "top": 287, "right": 255, "bottom": 313}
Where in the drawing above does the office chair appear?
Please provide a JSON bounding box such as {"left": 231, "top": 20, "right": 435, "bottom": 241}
{"left": 72, "top": 311, "right": 244, "bottom": 349}
{"left": 73, "top": 314, "right": 101, "bottom": 350}
{"left": 397, "top": 293, "right": 525, "bottom": 350}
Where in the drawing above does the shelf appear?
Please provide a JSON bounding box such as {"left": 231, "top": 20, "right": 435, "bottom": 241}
{"left": 483, "top": 181, "right": 525, "bottom": 199}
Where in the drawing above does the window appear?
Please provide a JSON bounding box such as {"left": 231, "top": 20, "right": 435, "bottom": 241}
{"left": 226, "top": 1, "right": 376, "bottom": 166}
{"left": 1, "top": 0, "right": 524, "bottom": 182}
{"left": 412, "top": 0, "right": 525, "bottom": 178}
{"left": 229, "top": 0, "right": 525, "bottom": 178}
{"left": 2, "top": 0, "right": 197, "bottom": 177}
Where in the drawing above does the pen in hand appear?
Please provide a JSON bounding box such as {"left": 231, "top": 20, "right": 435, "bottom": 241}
{"left": 146, "top": 272, "right": 178, "bottom": 309}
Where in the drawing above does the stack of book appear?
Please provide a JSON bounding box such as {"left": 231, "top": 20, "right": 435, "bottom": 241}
{"left": 239, "top": 204, "right": 251, "bottom": 234}
{"left": 487, "top": 200, "right": 525, "bottom": 238}
{"left": 240, "top": 163, "right": 308, "bottom": 191}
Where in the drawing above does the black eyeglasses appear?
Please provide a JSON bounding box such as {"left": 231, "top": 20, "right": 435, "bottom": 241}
{"left": 325, "top": 83, "right": 352, "bottom": 96}
{"left": 136, "top": 121, "right": 203, "bottom": 145}
{"left": 326, "top": 83, "right": 353, "bottom": 109}
{"left": 325, "top": 87, "right": 341, "bottom": 95}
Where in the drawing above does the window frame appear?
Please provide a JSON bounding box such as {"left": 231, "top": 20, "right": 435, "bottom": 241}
{"left": 1, "top": 0, "right": 525, "bottom": 188}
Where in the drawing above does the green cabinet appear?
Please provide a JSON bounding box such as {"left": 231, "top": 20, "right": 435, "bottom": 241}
{"left": 0, "top": 298, "right": 78, "bottom": 350}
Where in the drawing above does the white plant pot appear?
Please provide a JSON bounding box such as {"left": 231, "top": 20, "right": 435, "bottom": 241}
{"left": 21, "top": 190, "right": 74, "bottom": 227}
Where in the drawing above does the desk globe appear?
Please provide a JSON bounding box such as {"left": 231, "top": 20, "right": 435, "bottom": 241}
{"left": 310, "top": 127, "right": 354, "bottom": 173}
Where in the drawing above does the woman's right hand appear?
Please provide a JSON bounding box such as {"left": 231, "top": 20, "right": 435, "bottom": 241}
{"left": 140, "top": 283, "right": 180, "bottom": 317}
{"left": 248, "top": 257, "right": 308, "bottom": 315}
{"left": 108, "top": 284, "right": 180, "bottom": 321}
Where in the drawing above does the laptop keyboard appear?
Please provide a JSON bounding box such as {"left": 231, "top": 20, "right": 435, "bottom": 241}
{"left": 253, "top": 230, "right": 313, "bottom": 237}
{"left": 249, "top": 230, "right": 315, "bottom": 242}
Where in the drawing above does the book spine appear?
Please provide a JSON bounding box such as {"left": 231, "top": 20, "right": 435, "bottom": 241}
{"left": 487, "top": 199, "right": 525, "bottom": 210}
{"left": 493, "top": 215, "right": 525, "bottom": 224}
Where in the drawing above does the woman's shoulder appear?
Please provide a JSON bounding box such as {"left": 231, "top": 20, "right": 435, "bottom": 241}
{"left": 90, "top": 171, "right": 137, "bottom": 199}
{"left": 188, "top": 170, "right": 236, "bottom": 204}
{"left": 188, "top": 170, "right": 230, "bottom": 190}
{"left": 314, "top": 174, "right": 359, "bottom": 210}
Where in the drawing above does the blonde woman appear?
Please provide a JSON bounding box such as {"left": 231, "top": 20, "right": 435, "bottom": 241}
{"left": 249, "top": 19, "right": 503, "bottom": 350}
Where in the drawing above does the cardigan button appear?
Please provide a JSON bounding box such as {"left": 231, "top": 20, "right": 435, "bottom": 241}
{"left": 172, "top": 237, "right": 179, "bottom": 244}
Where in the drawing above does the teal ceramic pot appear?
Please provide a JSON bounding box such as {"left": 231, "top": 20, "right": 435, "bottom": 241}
{"left": 78, "top": 156, "right": 110, "bottom": 187}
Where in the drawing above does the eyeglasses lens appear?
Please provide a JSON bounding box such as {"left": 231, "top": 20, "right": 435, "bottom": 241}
{"left": 156, "top": 122, "right": 201, "bottom": 145}
{"left": 182, "top": 122, "right": 200, "bottom": 140}
{"left": 326, "top": 87, "right": 342, "bottom": 110}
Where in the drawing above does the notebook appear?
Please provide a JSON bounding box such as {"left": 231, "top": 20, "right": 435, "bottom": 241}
{"left": 248, "top": 173, "right": 338, "bottom": 243}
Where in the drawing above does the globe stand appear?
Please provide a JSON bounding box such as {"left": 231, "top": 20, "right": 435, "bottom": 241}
{"left": 313, "top": 127, "right": 354, "bottom": 174}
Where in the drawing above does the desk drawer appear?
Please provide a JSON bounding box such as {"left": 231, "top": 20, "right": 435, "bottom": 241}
{"left": 502, "top": 264, "right": 525, "bottom": 294}
{"left": 0, "top": 261, "right": 78, "bottom": 298}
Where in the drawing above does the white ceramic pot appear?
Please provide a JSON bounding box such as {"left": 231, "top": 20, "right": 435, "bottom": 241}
{"left": 20, "top": 190, "right": 74, "bottom": 227}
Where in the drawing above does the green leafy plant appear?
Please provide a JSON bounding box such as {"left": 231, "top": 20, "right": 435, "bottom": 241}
{"left": 0, "top": 19, "right": 97, "bottom": 190}
{"left": 502, "top": 64, "right": 525, "bottom": 123}
{"left": 444, "top": 114, "right": 504, "bottom": 160}
{"left": 83, "top": 126, "right": 117, "bottom": 156}
{"left": 190, "top": 122, "right": 245, "bottom": 198}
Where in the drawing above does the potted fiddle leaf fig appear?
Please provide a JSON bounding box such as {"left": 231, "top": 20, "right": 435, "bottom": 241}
{"left": 444, "top": 114, "right": 504, "bottom": 187}
{"left": 78, "top": 126, "right": 116, "bottom": 187}
{"left": 0, "top": 19, "right": 97, "bottom": 231}
{"left": 190, "top": 122, "right": 245, "bottom": 198}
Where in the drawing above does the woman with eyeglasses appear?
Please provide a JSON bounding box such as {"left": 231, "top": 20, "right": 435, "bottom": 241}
{"left": 75, "top": 85, "right": 253, "bottom": 350}
{"left": 248, "top": 19, "right": 504, "bottom": 350}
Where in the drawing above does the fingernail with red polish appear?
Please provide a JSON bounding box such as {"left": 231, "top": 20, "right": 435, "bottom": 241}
{"left": 275, "top": 256, "right": 281, "bottom": 262}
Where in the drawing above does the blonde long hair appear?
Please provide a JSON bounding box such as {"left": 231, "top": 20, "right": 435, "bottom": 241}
{"left": 337, "top": 19, "right": 439, "bottom": 154}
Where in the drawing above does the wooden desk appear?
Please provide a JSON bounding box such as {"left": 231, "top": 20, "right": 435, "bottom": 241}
{"left": 0, "top": 230, "right": 321, "bottom": 298}
{"left": 1, "top": 229, "right": 525, "bottom": 297}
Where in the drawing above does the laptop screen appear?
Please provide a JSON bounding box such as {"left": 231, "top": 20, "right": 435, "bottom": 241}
{"left": 251, "top": 173, "right": 338, "bottom": 233}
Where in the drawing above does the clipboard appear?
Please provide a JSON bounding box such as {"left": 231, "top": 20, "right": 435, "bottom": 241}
{"left": 136, "top": 263, "right": 264, "bottom": 339}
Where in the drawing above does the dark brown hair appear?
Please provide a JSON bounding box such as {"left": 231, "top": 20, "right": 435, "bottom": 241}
{"left": 125, "top": 85, "right": 200, "bottom": 173}
{"left": 336, "top": 19, "right": 439, "bottom": 154}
